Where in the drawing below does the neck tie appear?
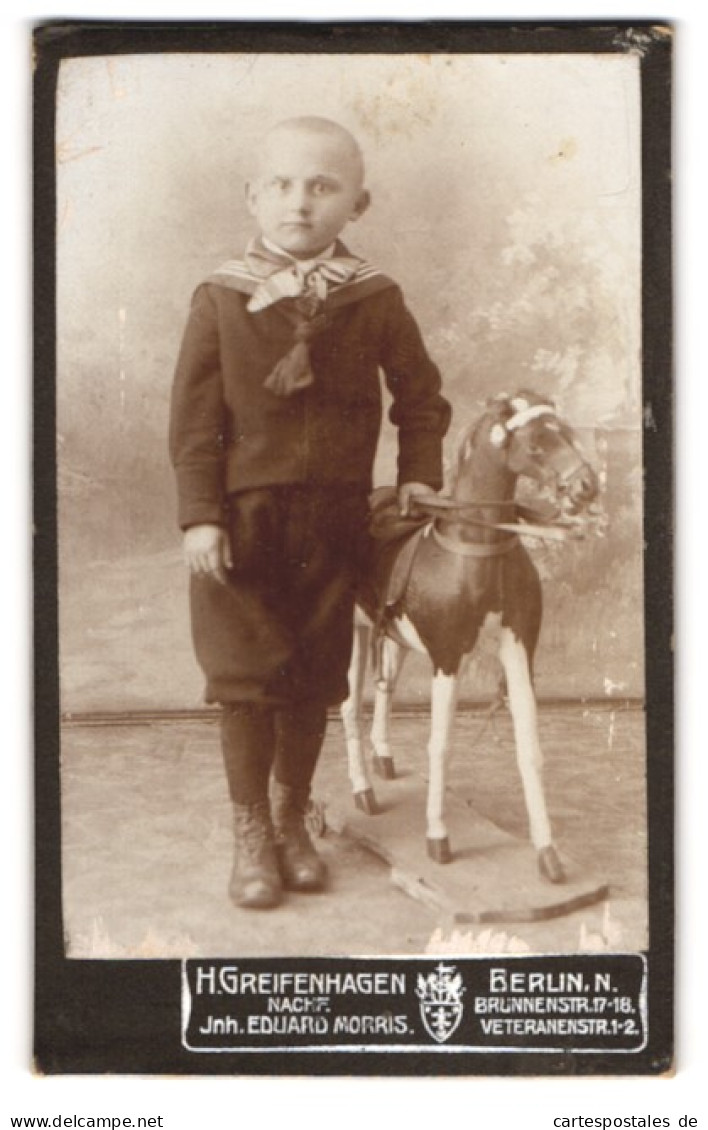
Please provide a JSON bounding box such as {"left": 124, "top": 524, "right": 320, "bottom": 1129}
{"left": 244, "top": 240, "right": 360, "bottom": 396}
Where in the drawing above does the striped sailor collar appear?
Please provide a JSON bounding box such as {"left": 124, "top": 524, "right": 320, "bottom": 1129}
{"left": 205, "top": 237, "right": 395, "bottom": 306}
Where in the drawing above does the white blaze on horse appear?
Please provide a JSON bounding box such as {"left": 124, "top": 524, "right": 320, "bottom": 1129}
{"left": 340, "top": 391, "right": 599, "bottom": 884}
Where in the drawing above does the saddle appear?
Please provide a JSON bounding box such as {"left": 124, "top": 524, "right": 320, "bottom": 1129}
{"left": 368, "top": 486, "right": 427, "bottom": 545}
{"left": 360, "top": 487, "right": 430, "bottom": 675}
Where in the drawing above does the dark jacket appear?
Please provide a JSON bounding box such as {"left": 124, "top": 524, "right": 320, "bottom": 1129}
{"left": 169, "top": 277, "right": 451, "bottom": 530}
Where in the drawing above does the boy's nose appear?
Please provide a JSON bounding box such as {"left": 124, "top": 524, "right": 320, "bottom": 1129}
{"left": 287, "top": 183, "right": 312, "bottom": 214}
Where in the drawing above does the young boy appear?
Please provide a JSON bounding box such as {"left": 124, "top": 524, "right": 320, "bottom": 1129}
{"left": 169, "top": 116, "right": 450, "bottom": 910}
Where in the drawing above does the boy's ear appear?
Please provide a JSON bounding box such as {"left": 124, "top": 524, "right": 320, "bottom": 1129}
{"left": 244, "top": 182, "right": 258, "bottom": 215}
{"left": 350, "top": 189, "right": 371, "bottom": 222}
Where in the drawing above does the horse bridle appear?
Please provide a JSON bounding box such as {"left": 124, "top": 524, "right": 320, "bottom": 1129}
{"left": 409, "top": 401, "right": 593, "bottom": 556}
{"left": 504, "top": 403, "right": 592, "bottom": 503}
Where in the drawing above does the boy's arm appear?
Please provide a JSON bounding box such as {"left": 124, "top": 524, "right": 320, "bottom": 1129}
{"left": 169, "top": 284, "right": 228, "bottom": 530}
{"left": 379, "top": 286, "right": 452, "bottom": 496}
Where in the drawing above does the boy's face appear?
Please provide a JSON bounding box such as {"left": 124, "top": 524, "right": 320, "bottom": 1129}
{"left": 246, "top": 127, "right": 369, "bottom": 258}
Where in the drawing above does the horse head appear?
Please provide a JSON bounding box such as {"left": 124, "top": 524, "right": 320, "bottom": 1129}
{"left": 454, "top": 390, "right": 598, "bottom": 516}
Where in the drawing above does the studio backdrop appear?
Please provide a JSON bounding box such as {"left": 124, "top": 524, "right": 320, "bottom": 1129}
{"left": 55, "top": 52, "right": 642, "bottom": 715}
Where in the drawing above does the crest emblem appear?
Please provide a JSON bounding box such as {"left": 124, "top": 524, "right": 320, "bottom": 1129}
{"left": 416, "top": 962, "right": 465, "bottom": 1043}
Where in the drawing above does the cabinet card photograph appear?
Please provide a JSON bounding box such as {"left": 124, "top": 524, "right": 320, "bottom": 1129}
{"left": 34, "top": 21, "right": 672, "bottom": 1075}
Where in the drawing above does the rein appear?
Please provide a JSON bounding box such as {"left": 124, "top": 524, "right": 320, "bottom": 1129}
{"left": 411, "top": 493, "right": 576, "bottom": 548}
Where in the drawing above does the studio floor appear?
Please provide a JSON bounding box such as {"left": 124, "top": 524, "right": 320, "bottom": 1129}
{"left": 60, "top": 704, "right": 648, "bottom": 960}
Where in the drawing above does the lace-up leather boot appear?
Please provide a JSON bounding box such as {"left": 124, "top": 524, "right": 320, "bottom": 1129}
{"left": 229, "top": 800, "right": 282, "bottom": 909}
{"left": 272, "top": 782, "right": 327, "bottom": 892}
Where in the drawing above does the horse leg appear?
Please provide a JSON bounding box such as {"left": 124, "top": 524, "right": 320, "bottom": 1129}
{"left": 498, "top": 626, "right": 566, "bottom": 883}
{"left": 426, "top": 667, "right": 463, "bottom": 863}
{"left": 370, "top": 637, "right": 407, "bottom": 780}
{"left": 340, "top": 618, "right": 378, "bottom": 815}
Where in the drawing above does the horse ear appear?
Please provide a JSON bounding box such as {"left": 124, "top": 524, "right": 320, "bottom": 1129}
{"left": 489, "top": 394, "right": 514, "bottom": 421}
{"left": 489, "top": 423, "right": 507, "bottom": 448}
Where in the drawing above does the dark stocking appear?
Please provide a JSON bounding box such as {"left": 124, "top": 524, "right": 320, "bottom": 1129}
{"left": 221, "top": 704, "right": 277, "bottom": 805}
{"left": 273, "top": 701, "right": 328, "bottom": 791}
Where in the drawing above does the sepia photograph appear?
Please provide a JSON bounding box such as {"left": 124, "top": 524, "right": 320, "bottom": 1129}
{"left": 33, "top": 21, "right": 672, "bottom": 1074}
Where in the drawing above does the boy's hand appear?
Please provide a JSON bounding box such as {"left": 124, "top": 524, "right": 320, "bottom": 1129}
{"left": 183, "top": 524, "right": 233, "bottom": 585}
{"left": 398, "top": 481, "right": 434, "bottom": 516}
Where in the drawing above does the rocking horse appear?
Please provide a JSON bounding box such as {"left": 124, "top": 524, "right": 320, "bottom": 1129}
{"left": 340, "top": 391, "right": 599, "bottom": 883}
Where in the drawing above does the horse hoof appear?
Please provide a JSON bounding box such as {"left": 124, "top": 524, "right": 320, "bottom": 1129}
{"left": 373, "top": 755, "right": 396, "bottom": 780}
{"left": 538, "top": 845, "right": 566, "bottom": 884}
{"left": 354, "top": 789, "right": 379, "bottom": 815}
{"left": 427, "top": 837, "right": 452, "bottom": 864}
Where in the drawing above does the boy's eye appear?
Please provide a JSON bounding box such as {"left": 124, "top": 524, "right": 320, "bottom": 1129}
{"left": 265, "top": 176, "right": 338, "bottom": 195}
{"left": 310, "top": 179, "right": 339, "bottom": 195}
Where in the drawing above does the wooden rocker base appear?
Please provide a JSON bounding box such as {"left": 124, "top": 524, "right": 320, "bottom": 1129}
{"left": 326, "top": 769, "right": 608, "bottom": 925}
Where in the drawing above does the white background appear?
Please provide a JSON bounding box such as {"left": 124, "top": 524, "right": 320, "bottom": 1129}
{"left": 3, "top": 3, "right": 704, "bottom": 1128}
